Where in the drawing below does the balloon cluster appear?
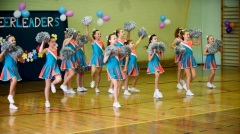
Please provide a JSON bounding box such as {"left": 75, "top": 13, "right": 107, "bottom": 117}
{"left": 224, "top": 21, "right": 235, "bottom": 33}
{"left": 13, "top": 2, "right": 30, "bottom": 18}
{"left": 58, "top": 6, "right": 74, "bottom": 21}
{"left": 96, "top": 10, "right": 111, "bottom": 26}
{"left": 159, "top": 15, "right": 171, "bottom": 29}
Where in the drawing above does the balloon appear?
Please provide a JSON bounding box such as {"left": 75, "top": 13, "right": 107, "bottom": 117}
{"left": 230, "top": 22, "right": 235, "bottom": 28}
{"left": 65, "top": 10, "right": 74, "bottom": 17}
{"left": 96, "top": 10, "right": 103, "bottom": 18}
{"left": 226, "top": 27, "right": 232, "bottom": 33}
{"left": 58, "top": 6, "right": 66, "bottom": 14}
{"left": 60, "top": 14, "right": 66, "bottom": 21}
{"left": 97, "top": 18, "right": 103, "bottom": 26}
{"left": 21, "top": 10, "right": 30, "bottom": 18}
{"left": 164, "top": 19, "right": 171, "bottom": 25}
{"left": 159, "top": 22, "right": 165, "bottom": 29}
{"left": 102, "top": 14, "right": 110, "bottom": 21}
{"left": 18, "top": 2, "right": 26, "bottom": 11}
{"left": 224, "top": 21, "right": 230, "bottom": 27}
{"left": 160, "top": 15, "right": 166, "bottom": 22}
{"left": 13, "top": 10, "right": 21, "bottom": 18}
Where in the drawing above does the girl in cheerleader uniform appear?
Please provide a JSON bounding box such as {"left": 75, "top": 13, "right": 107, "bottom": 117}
{"left": 146, "top": 34, "right": 165, "bottom": 99}
{"left": 171, "top": 27, "right": 186, "bottom": 90}
{"left": 203, "top": 35, "right": 222, "bottom": 89}
{"left": 179, "top": 30, "right": 200, "bottom": 96}
{"left": 104, "top": 34, "right": 125, "bottom": 108}
{"left": 39, "top": 36, "right": 62, "bottom": 108}
{"left": 86, "top": 26, "right": 105, "bottom": 93}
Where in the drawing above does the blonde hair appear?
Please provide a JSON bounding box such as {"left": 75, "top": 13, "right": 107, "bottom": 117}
{"left": 206, "top": 35, "right": 214, "bottom": 43}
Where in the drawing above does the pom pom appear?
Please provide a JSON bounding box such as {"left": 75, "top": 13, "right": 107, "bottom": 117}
{"left": 174, "top": 46, "right": 186, "bottom": 55}
{"left": 60, "top": 47, "right": 75, "bottom": 60}
{"left": 138, "top": 27, "right": 148, "bottom": 38}
{"left": 105, "top": 45, "right": 117, "bottom": 57}
{"left": 157, "top": 42, "right": 167, "bottom": 53}
{"left": 1, "top": 41, "right": 14, "bottom": 52}
{"left": 67, "top": 28, "right": 78, "bottom": 40}
{"left": 119, "top": 45, "right": 131, "bottom": 57}
{"left": 147, "top": 42, "right": 158, "bottom": 54}
{"left": 215, "top": 39, "right": 223, "bottom": 46}
{"left": 35, "top": 32, "right": 50, "bottom": 43}
{"left": 74, "top": 65, "right": 85, "bottom": 73}
{"left": 81, "top": 16, "right": 93, "bottom": 26}
{"left": 84, "top": 66, "right": 91, "bottom": 72}
{"left": 176, "top": 40, "right": 181, "bottom": 46}
{"left": 76, "top": 35, "right": 88, "bottom": 46}
{"left": 124, "top": 21, "right": 136, "bottom": 32}
{"left": 188, "top": 28, "right": 202, "bottom": 38}
{"left": 10, "top": 46, "right": 24, "bottom": 58}
{"left": 207, "top": 43, "right": 219, "bottom": 54}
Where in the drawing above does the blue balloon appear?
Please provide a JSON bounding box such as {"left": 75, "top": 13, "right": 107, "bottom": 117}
{"left": 96, "top": 10, "right": 103, "bottom": 18}
{"left": 21, "top": 10, "right": 30, "bottom": 18}
{"left": 58, "top": 6, "right": 66, "bottom": 14}
{"left": 160, "top": 15, "right": 166, "bottom": 22}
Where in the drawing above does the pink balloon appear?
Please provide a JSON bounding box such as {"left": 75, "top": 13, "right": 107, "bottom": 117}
{"left": 65, "top": 10, "right": 74, "bottom": 17}
{"left": 159, "top": 22, "right": 165, "bottom": 29}
{"left": 102, "top": 14, "right": 110, "bottom": 21}
{"left": 18, "top": 2, "right": 26, "bottom": 11}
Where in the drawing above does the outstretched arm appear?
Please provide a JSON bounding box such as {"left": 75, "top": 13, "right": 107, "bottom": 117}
{"left": 86, "top": 25, "right": 94, "bottom": 43}
{"left": 193, "top": 37, "right": 200, "bottom": 46}
{"left": 134, "top": 36, "right": 142, "bottom": 48}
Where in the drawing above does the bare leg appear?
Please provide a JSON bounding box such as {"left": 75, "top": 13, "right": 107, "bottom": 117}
{"left": 132, "top": 76, "right": 138, "bottom": 88}
{"left": 209, "top": 69, "right": 215, "bottom": 83}
{"left": 62, "top": 69, "right": 74, "bottom": 89}
{"left": 124, "top": 75, "right": 130, "bottom": 90}
{"left": 177, "top": 62, "right": 181, "bottom": 83}
{"left": 9, "top": 77, "right": 17, "bottom": 96}
{"left": 52, "top": 74, "right": 62, "bottom": 85}
{"left": 80, "top": 72, "right": 84, "bottom": 87}
{"left": 112, "top": 79, "right": 118, "bottom": 102}
{"left": 190, "top": 68, "right": 196, "bottom": 82}
{"left": 117, "top": 80, "right": 121, "bottom": 97}
{"left": 76, "top": 73, "right": 80, "bottom": 87}
{"left": 154, "top": 72, "right": 160, "bottom": 89}
{"left": 184, "top": 68, "right": 191, "bottom": 90}
{"left": 45, "top": 79, "right": 51, "bottom": 101}
{"left": 95, "top": 67, "right": 102, "bottom": 88}
{"left": 91, "top": 66, "right": 96, "bottom": 82}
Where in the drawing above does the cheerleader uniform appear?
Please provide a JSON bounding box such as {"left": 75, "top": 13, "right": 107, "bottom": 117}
{"left": 180, "top": 41, "right": 197, "bottom": 69}
{"left": 147, "top": 52, "right": 164, "bottom": 74}
{"left": 0, "top": 53, "right": 22, "bottom": 81}
{"left": 116, "top": 39, "right": 125, "bottom": 66}
{"left": 89, "top": 40, "right": 104, "bottom": 67}
{"left": 106, "top": 46, "right": 125, "bottom": 80}
{"left": 174, "top": 37, "right": 183, "bottom": 63}
{"left": 75, "top": 46, "right": 88, "bottom": 67}
{"left": 39, "top": 48, "right": 60, "bottom": 79}
{"left": 203, "top": 44, "right": 217, "bottom": 70}
{"left": 60, "top": 41, "right": 78, "bottom": 70}
{"left": 127, "top": 47, "right": 139, "bottom": 76}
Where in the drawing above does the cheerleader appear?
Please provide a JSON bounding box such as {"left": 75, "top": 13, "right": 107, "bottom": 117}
{"left": 146, "top": 34, "right": 164, "bottom": 99}
{"left": 179, "top": 30, "right": 200, "bottom": 96}
{"left": 171, "top": 27, "right": 186, "bottom": 89}
{"left": 123, "top": 37, "right": 143, "bottom": 93}
{"left": 103, "top": 34, "right": 125, "bottom": 108}
{"left": 86, "top": 26, "right": 105, "bottom": 93}
{"left": 203, "top": 35, "right": 221, "bottom": 88}
{"left": 39, "top": 36, "right": 62, "bottom": 108}
{"left": 0, "top": 35, "right": 23, "bottom": 109}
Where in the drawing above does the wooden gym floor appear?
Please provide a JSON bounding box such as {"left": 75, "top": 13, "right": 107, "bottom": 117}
{"left": 0, "top": 66, "right": 240, "bottom": 134}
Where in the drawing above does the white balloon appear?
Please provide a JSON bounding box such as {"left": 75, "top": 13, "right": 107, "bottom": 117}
{"left": 164, "top": 19, "right": 171, "bottom": 25}
{"left": 60, "top": 14, "right": 66, "bottom": 21}
{"left": 13, "top": 10, "right": 21, "bottom": 18}
{"left": 97, "top": 18, "right": 103, "bottom": 26}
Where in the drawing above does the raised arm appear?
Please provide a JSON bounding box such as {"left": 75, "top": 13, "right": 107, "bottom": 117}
{"left": 193, "top": 37, "right": 200, "bottom": 46}
{"left": 171, "top": 38, "right": 177, "bottom": 49}
{"left": 39, "top": 41, "right": 48, "bottom": 54}
{"left": 134, "top": 36, "right": 142, "bottom": 48}
{"left": 126, "top": 31, "right": 131, "bottom": 40}
{"left": 86, "top": 25, "right": 94, "bottom": 43}
{"left": 64, "top": 35, "right": 73, "bottom": 46}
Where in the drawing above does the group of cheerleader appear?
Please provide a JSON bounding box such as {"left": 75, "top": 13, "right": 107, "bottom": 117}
{"left": 0, "top": 26, "right": 221, "bottom": 109}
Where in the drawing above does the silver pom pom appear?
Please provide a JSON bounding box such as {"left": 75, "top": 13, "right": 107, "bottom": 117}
{"left": 74, "top": 65, "right": 85, "bottom": 73}
{"left": 35, "top": 32, "right": 50, "bottom": 43}
{"left": 157, "top": 42, "right": 167, "bottom": 53}
{"left": 188, "top": 28, "right": 202, "bottom": 38}
{"left": 138, "top": 27, "right": 147, "bottom": 38}
{"left": 10, "top": 46, "right": 24, "bottom": 58}
{"left": 81, "top": 16, "right": 92, "bottom": 26}
{"left": 176, "top": 40, "right": 181, "bottom": 46}
{"left": 67, "top": 28, "right": 78, "bottom": 40}
{"left": 147, "top": 42, "right": 158, "bottom": 54}
{"left": 208, "top": 43, "right": 219, "bottom": 54}
{"left": 174, "top": 46, "right": 186, "bottom": 55}
{"left": 215, "top": 39, "right": 223, "bottom": 46}
{"left": 1, "top": 41, "right": 14, "bottom": 52}
{"left": 76, "top": 35, "right": 88, "bottom": 46}
{"left": 60, "top": 47, "right": 75, "bottom": 60}
{"left": 124, "top": 21, "right": 136, "bottom": 32}
{"left": 105, "top": 45, "right": 117, "bottom": 57}
{"left": 84, "top": 66, "right": 91, "bottom": 72}
{"left": 119, "top": 45, "right": 131, "bottom": 57}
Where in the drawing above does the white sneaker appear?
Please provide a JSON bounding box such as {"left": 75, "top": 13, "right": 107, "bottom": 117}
{"left": 211, "top": 84, "right": 216, "bottom": 88}
{"left": 131, "top": 88, "right": 140, "bottom": 92}
{"left": 207, "top": 82, "right": 213, "bottom": 88}
{"left": 51, "top": 83, "right": 56, "bottom": 93}
{"left": 128, "top": 87, "right": 131, "bottom": 90}
{"left": 183, "top": 84, "right": 187, "bottom": 91}
{"left": 8, "top": 95, "right": 14, "bottom": 104}
{"left": 177, "top": 83, "right": 183, "bottom": 90}
{"left": 9, "top": 104, "right": 18, "bottom": 110}
{"left": 82, "top": 87, "right": 87, "bottom": 91}
{"left": 124, "top": 90, "right": 131, "bottom": 96}
{"left": 90, "top": 81, "right": 95, "bottom": 88}
{"left": 95, "top": 88, "right": 100, "bottom": 93}
{"left": 45, "top": 101, "right": 50, "bottom": 108}
{"left": 67, "top": 88, "right": 76, "bottom": 94}
{"left": 122, "top": 86, "right": 125, "bottom": 90}
{"left": 186, "top": 90, "right": 194, "bottom": 96}
{"left": 108, "top": 88, "right": 114, "bottom": 94}
{"left": 60, "top": 85, "right": 68, "bottom": 92}
{"left": 113, "top": 102, "right": 121, "bottom": 108}
{"left": 77, "top": 87, "right": 84, "bottom": 92}
{"left": 153, "top": 90, "right": 163, "bottom": 98}
{"left": 180, "top": 79, "right": 186, "bottom": 85}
